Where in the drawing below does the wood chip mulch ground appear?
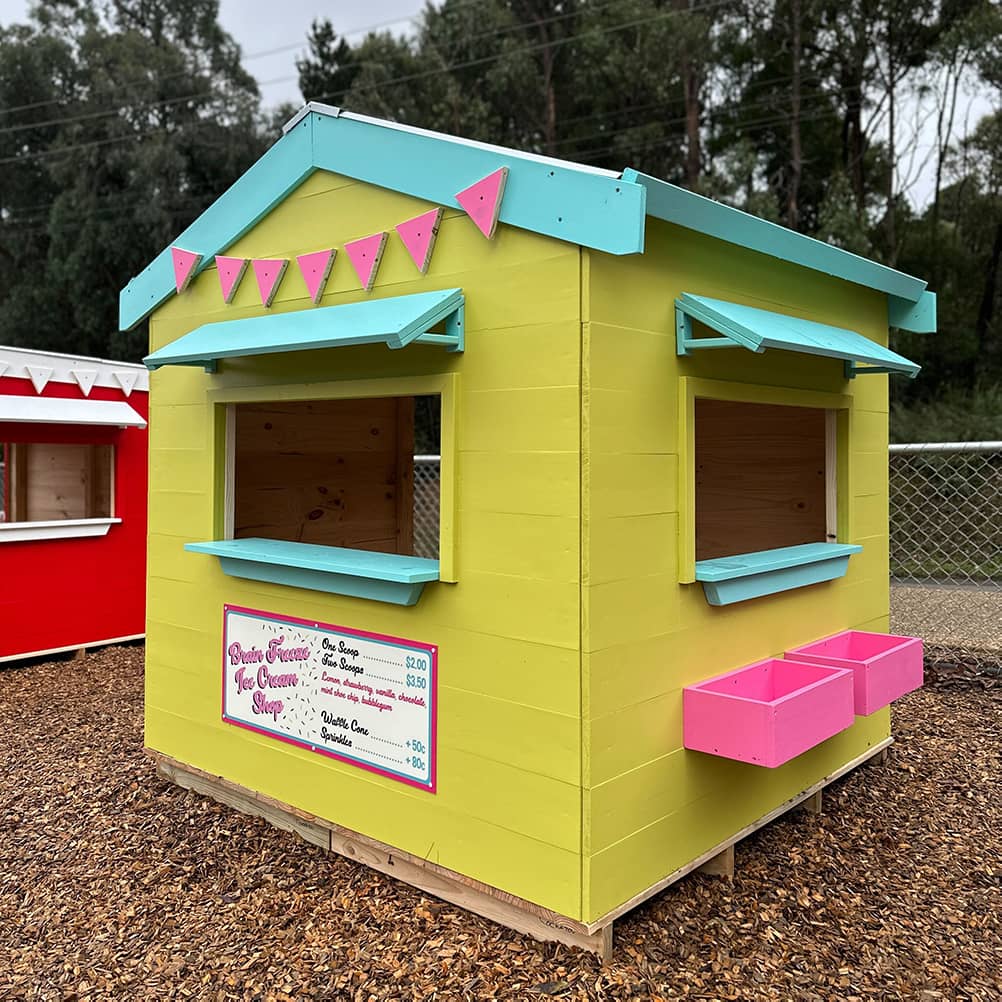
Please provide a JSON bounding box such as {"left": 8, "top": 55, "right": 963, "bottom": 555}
{"left": 1, "top": 646, "right": 999, "bottom": 1001}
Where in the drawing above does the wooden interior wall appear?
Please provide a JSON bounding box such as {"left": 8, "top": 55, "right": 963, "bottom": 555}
{"left": 694, "top": 398, "right": 826, "bottom": 560}
{"left": 233, "top": 397, "right": 415, "bottom": 553}
{"left": 10, "top": 442, "right": 113, "bottom": 521}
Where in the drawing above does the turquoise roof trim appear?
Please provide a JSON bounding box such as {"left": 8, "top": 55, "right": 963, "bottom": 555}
{"left": 120, "top": 106, "right": 644, "bottom": 330}
{"left": 888, "top": 290, "right": 937, "bottom": 333}
{"left": 624, "top": 169, "right": 934, "bottom": 333}
{"left": 122, "top": 120, "right": 316, "bottom": 331}
{"left": 120, "top": 104, "right": 935, "bottom": 333}
{"left": 186, "top": 538, "right": 440, "bottom": 606}
{"left": 676, "top": 293, "right": 921, "bottom": 377}
{"left": 143, "top": 288, "right": 464, "bottom": 371}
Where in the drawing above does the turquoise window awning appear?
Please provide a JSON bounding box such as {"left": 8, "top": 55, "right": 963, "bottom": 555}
{"left": 675, "top": 293, "right": 920, "bottom": 378}
{"left": 144, "top": 288, "right": 464, "bottom": 372}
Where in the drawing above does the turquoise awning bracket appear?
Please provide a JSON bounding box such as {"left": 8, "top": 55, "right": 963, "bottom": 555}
{"left": 675, "top": 293, "right": 920, "bottom": 378}
{"left": 144, "top": 288, "right": 464, "bottom": 371}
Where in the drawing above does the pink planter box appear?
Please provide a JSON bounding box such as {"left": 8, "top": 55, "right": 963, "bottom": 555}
{"left": 786, "top": 630, "right": 923, "bottom": 716}
{"left": 683, "top": 658, "right": 855, "bottom": 768}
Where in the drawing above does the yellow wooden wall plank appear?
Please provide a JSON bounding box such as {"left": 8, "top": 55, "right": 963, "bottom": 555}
{"left": 855, "top": 493, "right": 891, "bottom": 539}
{"left": 581, "top": 226, "right": 897, "bottom": 922}
{"left": 145, "top": 706, "right": 581, "bottom": 917}
{"left": 460, "top": 452, "right": 579, "bottom": 517}
{"left": 462, "top": 387, "right": 579, "bottom": 453}
{"left": 588, "top": 453, "right": 678, "bottom": 519}
{"left": 145, "top": 666, "right": 579, "bottom": 852}
{"left": 587, "top": 387, "right": 677, "bottom": 455}
{"left": 461, "top": 511, "right": 579, "bottom": 581}
{"left": 148, "top": 403, "right": 214, "bottom": 451}
{"left": 585, "top": 712, "right": 890, "bottom": 919}
{"left": 147, "top": 575, "right": 580, "bottom": 716}
{"left": 145, "top": 170, "right": 585, "bottom": 919}
{"left": 583, "top": 573, "right": 681, "bottom": 653}
{"left": 587, "top": 514, "right": 677, "bottom": 585}
{"left": 850, "top": 451, "right": 888, "bottom": 498}
{"left": 852, "top": 409, "right": 891, "bottom": 454}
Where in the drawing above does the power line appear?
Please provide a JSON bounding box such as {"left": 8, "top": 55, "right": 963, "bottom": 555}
{"left": 0, "top": 0, "right": 572, "bottom": 119}
{"left": 0, "top": 0, "right": 737, "bottom": 163}
{"left": 0, "top": 0, "right": 638, "bottom": 135}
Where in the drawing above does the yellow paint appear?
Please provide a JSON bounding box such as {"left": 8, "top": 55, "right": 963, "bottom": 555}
{"left": 145, "top": 172, "right": 904, "bottom": 927}
{"left": 206, "top": 372, "right": 459, "bottom": 581}
{"left": 147, "top": 170, "right": 584, "bottom": 917}
{"left": 581, "top": 219, "right": 896, "bottom": 922}
{"left": 677, "top": 376, "right": 853, "bottom": 582}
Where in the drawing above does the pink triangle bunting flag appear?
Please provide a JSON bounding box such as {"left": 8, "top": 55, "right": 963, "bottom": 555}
{"left": 252, "top": 258, "right": 289, "bottom": 307}
{"left": 215, "top": 256, "right": 249, "bottom": 304}
{"left": 171, "top": 246, "right": 202, "bottom": 293}
{"left": 296, "top": 249, "right": 336, "bottom": 304}
{"left": 395, "top": 208, "right": 444, "bottom": 274}
{"left": 456, "top": 167, "right": 509, "bottom": 239}
{"left": 344, "top": 233, "right": 388, "bottom": 292}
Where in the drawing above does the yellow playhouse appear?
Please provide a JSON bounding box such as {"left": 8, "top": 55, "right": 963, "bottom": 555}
{"left": 123, "top": 105, "right": 933, "bottom": 958}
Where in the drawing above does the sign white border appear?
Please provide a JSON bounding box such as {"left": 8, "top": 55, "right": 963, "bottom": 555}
{"left": 221, "top": 604, "right": 437, "bottom": 792}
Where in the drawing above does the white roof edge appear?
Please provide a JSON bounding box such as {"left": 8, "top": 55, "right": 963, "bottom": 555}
{"left": 0, "top": 396, "right": 147, "bottom": 428}
{"left": 0, "top": 345, "right": 149, "bottom": 393}
{"left": 0, "top": 345, "right": 147, "bottom": 369}
{"left": 282, "top": 102, "right": 341, "bottom": 133}
{"left": 284, "top": 102, "right": 623, "bottom": 180}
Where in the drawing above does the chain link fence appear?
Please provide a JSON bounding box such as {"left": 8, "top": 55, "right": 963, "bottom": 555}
{"left": 890, "top": 442, "right": 1002, "bottom": 677}
{"left": 412, "top": 445, "right": 1002, "bottom": 672}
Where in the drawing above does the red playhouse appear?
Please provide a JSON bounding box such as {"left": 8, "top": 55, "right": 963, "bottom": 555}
{"left": 0, "top": 346, "right": 149, "bottom": 661}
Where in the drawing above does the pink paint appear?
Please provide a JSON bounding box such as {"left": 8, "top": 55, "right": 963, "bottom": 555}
{"left": 786, "top": 630, "right": 923, "bottom": 716}
{"left": 215, "top": 255, "right": 249, "bottom": 303}
{"left": 455, "top": 167, "right": 509, "bottom": 239}
{"left": 395, "top": 208, "right": 444, "bottom": 273}
{"left": 171, "top": 246, "right": 202, "bottom": 293}
{"left": 344, "top": 233, "right": 387, "bottom": 291}
{"left": 683, "top": 657, "right": 855, "bottom": 768}
{"left": 252, "top": 258, "right": 289, "bottom": 307}
{"left": 296, "top": 249, "right": 336, "bottom": 304}
{"left": 229, "top": 641, "right": 264, "bottom": 665}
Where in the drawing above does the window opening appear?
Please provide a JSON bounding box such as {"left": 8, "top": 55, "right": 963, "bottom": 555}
{"left": 694, "top": 398, "right": 828, "bottom": 561}
{"left": 0, "top": 443, "right": 113, "bottom": 523}
{"left": 230, "top": 395, "right": 441, "bottom": 559}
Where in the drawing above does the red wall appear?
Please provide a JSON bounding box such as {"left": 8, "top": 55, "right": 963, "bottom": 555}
{"left": 0, "top": 376, "right": 148, "bottom": 659}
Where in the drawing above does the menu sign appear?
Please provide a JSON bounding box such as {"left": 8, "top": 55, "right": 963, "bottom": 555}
{"left": 222, "top": 605, "right": 436, "bottom": 792}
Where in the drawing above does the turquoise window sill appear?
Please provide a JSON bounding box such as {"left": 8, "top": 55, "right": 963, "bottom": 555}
{"left": 184, "top": 538, "right": 440, "bottom": 606}
{"left": 695, "top": 542, "right": 862, "bottom": 606}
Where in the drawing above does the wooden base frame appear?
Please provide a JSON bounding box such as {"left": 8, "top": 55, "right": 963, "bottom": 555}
{"left": 0, "top": 633, "right": 144, "bottom": 664}
{"left": 149, "top": 738, "right": 891, "bottom": 963}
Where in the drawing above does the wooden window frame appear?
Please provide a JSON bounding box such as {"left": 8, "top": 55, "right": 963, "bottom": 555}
{"left": 678, "top": 376, "right": 852, "bottom": 583}
{"left": 209, "top": 373, "right": 459, "bottom": 582}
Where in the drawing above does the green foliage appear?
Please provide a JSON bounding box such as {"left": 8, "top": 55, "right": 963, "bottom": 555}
{"left": 890, "top": 385, "right": 1002, "bottom": 442}
{"left": 0, "top": 0, "right": 266, "bottom": 361}
{"left": 0, "top": 0, "right": 1000, "bottom": 442}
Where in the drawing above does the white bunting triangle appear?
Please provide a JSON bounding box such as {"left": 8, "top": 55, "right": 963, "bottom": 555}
{"left": 26, "top": 365, "right": 53, "bottom": 394}
{"left": 113, "top": 370, "right": 138, "bottom": 397}
{"left": 71, "top": 368, "right": 98, "bottom": 397}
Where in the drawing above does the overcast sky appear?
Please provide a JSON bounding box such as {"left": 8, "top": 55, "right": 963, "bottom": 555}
{"left": 0, "top": 0, "right": 425, "bottom": 106}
